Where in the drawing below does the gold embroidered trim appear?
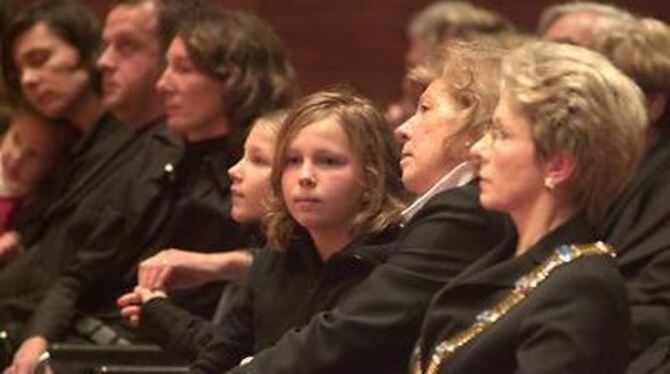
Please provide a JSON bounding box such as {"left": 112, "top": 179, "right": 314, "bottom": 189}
{"left": 411, "top": 241, "right": 615, "bottom": 374}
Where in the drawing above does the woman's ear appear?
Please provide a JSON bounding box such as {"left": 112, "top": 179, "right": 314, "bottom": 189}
{"left": 543, "top": 151, "right": 576, "bottom": 188}
{"left": 647, "top": 93, "right": 668, "bottom": 124}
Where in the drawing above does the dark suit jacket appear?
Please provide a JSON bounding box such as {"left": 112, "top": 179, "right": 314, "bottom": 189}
{"left": 226, "top": 183, "right": 508, "bottom": 374}
{"left": 598, "top": 134, "right": 670, "bottom": 357}
{"left": 414, "top": 217, "right": 629, "bottom": 374}
{"left": 0, "top": 113, "right": 140, "bottom": 324}
{"left": 23, "top": 131, "right": 247, "bottom": 343}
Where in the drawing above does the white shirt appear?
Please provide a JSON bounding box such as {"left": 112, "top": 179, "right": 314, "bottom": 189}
{"left": 401, "top": 161, "right": 476, "bottom": 224}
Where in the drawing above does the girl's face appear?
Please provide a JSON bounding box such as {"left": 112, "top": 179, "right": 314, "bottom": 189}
{"left": 394, "top": 78, "right": 467, "bottom": 195}
{"left": 228, "top": 121, "right": 276, "bottom": 224}
{"left": 281, "top": 116, "right": 366, "bottom": 238}
{"left": 12, "top": 23, "right": 90, "bottom": 120}
{"left": 156, "top": 36, "right": 228, "bottom": 142}
{"left": 470, "top": 89, "right": 548, "bottom": 215}
{"left": 1, "top": 112, "right": 61, "bottom": 195}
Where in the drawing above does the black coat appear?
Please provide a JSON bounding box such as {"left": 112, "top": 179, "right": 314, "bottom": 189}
{"left": 22, "top": 130, "right": 248, "bottom": 342}
{"left": 0, "top": 113, "right": 141, "bottom": 325}
{"left": 226, "top": 183, "right": 508, "bottom": 374}
{"left": 414, "top": 217, "right": 629, "bottom": 374}
{"left": 598, "top": 134, "right": 670, "bottom": 357}
{"left": 141, "top": 227, "right": 399, "bottom": 372}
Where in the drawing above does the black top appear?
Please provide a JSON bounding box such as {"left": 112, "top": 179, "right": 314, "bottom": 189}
{"left": 22, "top": 129, "right": 248, "bottom": 343}
{"left": 598, "top": 133, "right": 670, "bottom": 357}
{"left": 227, "top": 183, "right": 508, "bottom": 374}
{"left": 0, "top": 113, "right": 139, "bottom": 326}
{"left": 415, "top": 217, "right": 629, "bottom": 374}
{"left": 187, "top": 226, "right": 400, "bottom": 373}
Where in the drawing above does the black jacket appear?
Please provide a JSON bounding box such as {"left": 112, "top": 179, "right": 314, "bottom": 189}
{"left": 226, "top": 183, "right": 508, "bottom": 374}
{"left": 598, "top": 133, "right": 670, "bottom": 357}
{"left": 414, "top": 217, "right": 629, "bottom": 374}
{"left": 0, "top": 113, "right": 140, "bottom": 326}
{"left": 22, "top": 130, "right": 248, "bottom": 342}
{"left": 143, "top": 227, "right": 398, "bottom": 371}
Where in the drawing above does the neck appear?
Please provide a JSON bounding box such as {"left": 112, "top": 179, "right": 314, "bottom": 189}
{"left": 114, "top": 95, "right": 164, "bottom": 130}
{"left": 309, "top": 228, "right": 353, "bottom": 262}
{"left": 511, "top": 192, "right": 575, "bottom": 257}
{"left": 185, "top": 116, "right": 231, "bottom": 143}
{"left": 68, "top": 90, "right": 104, "bottom": 132}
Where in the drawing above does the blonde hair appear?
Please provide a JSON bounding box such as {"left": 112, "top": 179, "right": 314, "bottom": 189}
{"left": 409, "top": 1, "right": 514, "bottom": 49}
{"left": 593, "top": 17, "right": 670, "bottom": 95}
{"left": 502, "top": 42, "right": 647, "bottom": 223}
{"left": 266, "top": 89, "right": 405, "bottom": 251}
{"left": 411, "top": 41, "right": 505, "bottom": 161}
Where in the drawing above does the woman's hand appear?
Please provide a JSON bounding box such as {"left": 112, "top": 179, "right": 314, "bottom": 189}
{"left": 3, "top": 336, "right": 48, "bottom": 374}
{"left": 117, "top": 287, "right": 167, "bottom": 327}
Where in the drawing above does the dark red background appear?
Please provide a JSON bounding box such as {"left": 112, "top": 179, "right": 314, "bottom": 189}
{"left": 11, "top": 0, "right": 670, "bottom": 107}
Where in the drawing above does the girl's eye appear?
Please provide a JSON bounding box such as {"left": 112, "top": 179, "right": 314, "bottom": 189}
{"left": 317, "top": 155, "right": 344, "bottom": 166}
{"left": 285, "top": 155, "right": 301, "bottom": 166}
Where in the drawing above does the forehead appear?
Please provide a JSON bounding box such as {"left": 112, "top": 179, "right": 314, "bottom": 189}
{"left": 103, "top": 2, "right": 159, "bottom": 41}
{"left": 290, "top": 116, "right": 349, "bottom": 147}
{"left": 13, "top": 22, "right": 74, "bottom": 56}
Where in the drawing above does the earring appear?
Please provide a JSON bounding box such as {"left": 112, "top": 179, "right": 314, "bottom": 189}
{"left": 544, "top": 178, "right": 555, "bottom": 190}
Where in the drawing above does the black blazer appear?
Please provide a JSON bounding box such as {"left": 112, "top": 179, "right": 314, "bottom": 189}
{"left": 598, "top": 134, "right": 670, "bottom": 357}
{"left": 22, "top": 130, "right": 247, "bottom": 343}
{"left": 414, "top": 217, "right": 630, "bottom": 374}
{"left": 227, "top": 183, "right": 508, "bottom": 374}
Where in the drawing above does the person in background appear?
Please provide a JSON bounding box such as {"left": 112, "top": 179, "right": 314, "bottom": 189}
{"left": 538, "top": 1, "right": 633, "bottom": 46}
{"left": 5, "top": 5, "right": 298, "bottom": 374}
{"left": 0, "top": 106, "right": 73, "bottom": 265}
{"left": 412, "top": 41, "right": 646, "bottom": 374}
{"left": 0, "top": 0, "right": 198, "bottom": 372}
{"left": 590, "top": 17, "right": 670, "bottom": 371}
{"left": 386, "top": 0, "right": 515, "bottom": 129}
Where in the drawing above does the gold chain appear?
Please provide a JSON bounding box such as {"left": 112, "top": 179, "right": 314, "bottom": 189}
{"left": 411, "top": 241, "right": 615, "bottom": 374}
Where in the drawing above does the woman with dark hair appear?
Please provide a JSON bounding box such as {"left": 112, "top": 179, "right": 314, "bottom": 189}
{"left": 1, "top": 0, "right": 102, "bottom": 128}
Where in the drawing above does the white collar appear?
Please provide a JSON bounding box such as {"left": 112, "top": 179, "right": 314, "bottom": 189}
{"left": 401, "top": 161, "right": 476, "bottom": 223}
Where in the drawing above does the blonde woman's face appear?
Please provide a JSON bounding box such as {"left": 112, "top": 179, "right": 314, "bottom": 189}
{"left": 394, "top": 78, "right": 466, "bottom": 195}
{"left": 470, "top": 89, "right": 548, "bottom": 215}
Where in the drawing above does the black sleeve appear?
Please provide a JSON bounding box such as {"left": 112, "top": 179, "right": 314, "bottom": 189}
{"left": 189, "top": 263, "right": 259, "bottom": 373}
{"left": 140, "top": 297, "right": 216, "bottom": 360}
{"left": 515, "top": 257, "right": 630, "bottom": 374}
{"left": 226, "top": 184, "right": 507, "bottom": 374}
{"left": 22, "top": 153, "right": 175, "bottom": 342}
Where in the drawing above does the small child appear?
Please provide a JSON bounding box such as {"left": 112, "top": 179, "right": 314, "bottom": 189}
{"left": 0, "top": 107, "right": 71, "bottom": 262}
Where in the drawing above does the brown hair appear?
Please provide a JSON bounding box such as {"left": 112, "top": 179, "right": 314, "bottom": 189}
{"left": 266, "top": 88, "right": 406, "bottom": 251}
{"left": 177, "top": 7, "right": 298, "bottom": 129}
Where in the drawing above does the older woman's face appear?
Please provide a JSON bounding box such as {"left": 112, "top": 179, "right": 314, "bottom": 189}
{"left": 156, "top": 36, "right": 228, "bottom": 142}
{"left": 471, "top": 89, "right": 548, "bottom": 215}
{"left": 394, "top": 78, "right": 466, "bottom": 195}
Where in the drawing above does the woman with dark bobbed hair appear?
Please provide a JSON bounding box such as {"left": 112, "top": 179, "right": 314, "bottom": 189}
{"left": 412, "top": 41, "right": 647, "bottom": 374}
